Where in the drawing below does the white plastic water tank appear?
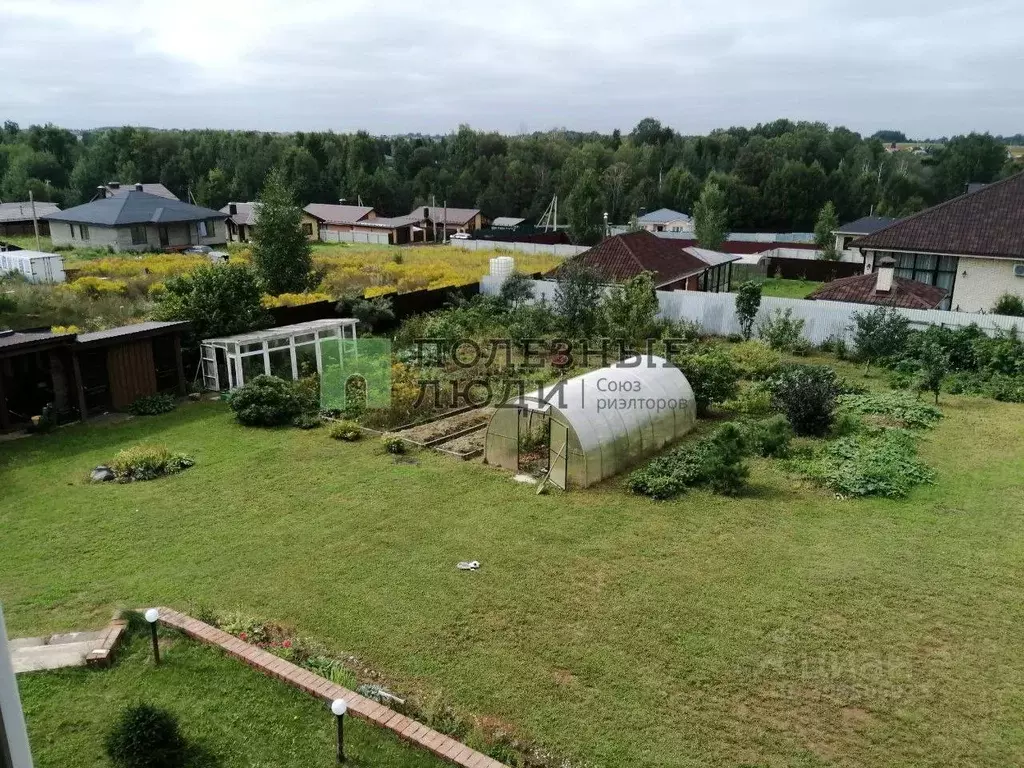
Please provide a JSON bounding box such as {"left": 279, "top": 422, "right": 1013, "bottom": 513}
{"left": 489, "top": 255, "right": 515, "bottom": 280}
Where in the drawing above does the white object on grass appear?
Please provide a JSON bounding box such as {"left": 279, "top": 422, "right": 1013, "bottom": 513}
{"left": 456, "top": 561, "right": 480, "bottom": 571}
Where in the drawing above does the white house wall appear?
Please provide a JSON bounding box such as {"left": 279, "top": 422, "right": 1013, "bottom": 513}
{"left": 951, "top": 257, "right": 1024, "bottom": 312}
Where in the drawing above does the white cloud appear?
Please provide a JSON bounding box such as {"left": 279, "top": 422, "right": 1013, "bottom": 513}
{"left": 1, "top": 0, "right": 1022, "bottom": 136}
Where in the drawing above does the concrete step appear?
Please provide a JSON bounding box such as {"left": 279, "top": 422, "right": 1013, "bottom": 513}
{"left": 11, "top": 640, "right": 96, "bottom": 673}
{"left": 7, "top": 637, "right": 46, "bottom": 651}
{"left": 47, "top": 631, "right": 104, "bottom": 646}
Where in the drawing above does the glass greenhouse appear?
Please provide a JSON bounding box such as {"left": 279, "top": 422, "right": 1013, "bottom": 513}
{"left": 200, "top": 319, "right": 358, "bottom": 391}
{"left": 483, "top": 355, "right": 697, "bottom": 489}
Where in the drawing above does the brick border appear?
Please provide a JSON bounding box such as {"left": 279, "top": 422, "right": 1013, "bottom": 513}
{"left": 85, "top": 618, "right": 128, "bottom": 668}
{"left": 154, "top": 608, "right": 508, "bottom": 768}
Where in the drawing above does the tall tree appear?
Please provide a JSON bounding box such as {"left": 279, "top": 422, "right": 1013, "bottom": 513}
{"left": 693, "top": 179, "right": 728, "bottom": 249}
{"left": 814, "top": 201, "right": 840, "bottom": 260}
{"left": 250, "top": 168, "right": 314, "bottom": 295}
{"left": 566, "top": 169, "right": 604, "bottom": 245}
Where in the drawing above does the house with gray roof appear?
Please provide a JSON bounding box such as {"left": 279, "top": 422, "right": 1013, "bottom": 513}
{"left": 833, "top": 215, "right": 899, "bottom": 256}
{"left": 45, "top": 190, "right": 227, "bottom": 252}
{"left": 97, "top": 181, "right": 179, "bottom": 201}
{"left": 637, "top": 208, "right": 693, "bottom": 234}
{"left": 0, "top": 201, "right": 61, "bottom": 236}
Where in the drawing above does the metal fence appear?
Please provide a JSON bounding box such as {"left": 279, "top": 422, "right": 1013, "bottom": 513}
{"left": 480, "top": 277, "right": 1024, "bottom": 343}
{"left": 450, "top": 239, "right": 588, "bottom": 257}
{"left": 319, "top": 230, "right": 390, "bottom": 245}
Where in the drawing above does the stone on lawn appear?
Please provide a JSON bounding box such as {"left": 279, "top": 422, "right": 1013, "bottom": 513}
{"left": 90, "top": 466, "right": 115, "bottom": 483}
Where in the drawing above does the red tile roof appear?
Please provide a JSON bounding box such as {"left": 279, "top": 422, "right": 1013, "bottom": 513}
{"left": 565, "top": 231, "right": 710, "bottom": 286}
{"left": 808, "top": 272, "right": 947, "bottom": 309}
{"left": 853, "top": 170, "right": 1024, "bottom": 260}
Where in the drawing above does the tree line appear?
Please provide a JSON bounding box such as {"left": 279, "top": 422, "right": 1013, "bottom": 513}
{"left": 1, "top": 118, "right": 1019, "bottom": 243}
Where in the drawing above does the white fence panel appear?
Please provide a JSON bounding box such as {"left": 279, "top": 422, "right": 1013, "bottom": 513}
{"left": 482, "top": 277, "right": 1024, "bottom": 343}
{"left": 319, "top": 230, "right": 389, "bottom": 245}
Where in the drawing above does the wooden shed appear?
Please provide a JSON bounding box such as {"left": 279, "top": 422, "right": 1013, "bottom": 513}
{"left": 0, "top": 329, "right": 79, "bottom": 431}
{"left": 74, "top": 322, "right": 188, "bottom": 413}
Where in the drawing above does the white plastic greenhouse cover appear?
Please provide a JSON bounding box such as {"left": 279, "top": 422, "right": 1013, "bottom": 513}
{"left": 511, "top": 354, "right": 696, "bottom": 484}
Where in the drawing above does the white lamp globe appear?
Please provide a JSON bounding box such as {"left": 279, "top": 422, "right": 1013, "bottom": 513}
{"left": 144, "top": 608, "right": 159, "bottom": 624}
{"left": 331, "top": 699, "right": 348, "bottom": 717}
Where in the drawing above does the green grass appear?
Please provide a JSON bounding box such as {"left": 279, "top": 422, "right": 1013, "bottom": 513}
{"left": 3, "top": 376, "right": 1024, "bottom": 766}
{"left": 18, "top": 626, "right": 445, "bottom": 768}
{"left": 1, "top": 233, "right": 54, "bottom": 251}
{"left": 758, "top": 277, "right": 823, "bottom": 299}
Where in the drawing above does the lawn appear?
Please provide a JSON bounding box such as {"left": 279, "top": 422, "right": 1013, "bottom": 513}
{"left": 18, "top": 624, "right": 445, "bottom": 768}
{"left": 758, "top": 277, "right": 823, "bottom": 299}
{"left": 3, "top": 373, "right": 1024, "bottom": 766}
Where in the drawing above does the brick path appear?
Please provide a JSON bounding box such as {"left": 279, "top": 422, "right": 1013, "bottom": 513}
{"left": 155, "top": 608, "right": 508, "bottom": 768}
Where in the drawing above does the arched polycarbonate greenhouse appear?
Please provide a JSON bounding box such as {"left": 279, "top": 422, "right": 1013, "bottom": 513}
{"left": 484, "top": 355, "right": 697, "bottom": 489}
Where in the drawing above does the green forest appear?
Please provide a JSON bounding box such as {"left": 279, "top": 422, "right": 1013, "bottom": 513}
{"left": 0, "top": 118, "right": 1019, "bottom": 234}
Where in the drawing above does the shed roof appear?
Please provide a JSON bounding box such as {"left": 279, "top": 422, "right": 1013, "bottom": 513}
{"left": 303, "top": 204, "right": 374, "bottom": 225}
{"left": 682, "top": 246, "right": 742, "bottom": 268}
{"left": 853, "top": 170, "right": 1024, "bottom": 259}
{"left": 807, "top": 273, "right": 947, "bottom": 309}
{"left": 46, "top": 191, "right": 226, "bottom": 226}
{"left": 0, "top": 201, "right": 62, "bottom": 223}
{"left": 352, "top": 215, "right": 419, "bottom": 229}
{"left": 0, "top": 328, "right": 75, "bottom": 357}
{"left": 76, "top": 321, "right": 189, "bottom": 347}
{"left": 491, "top": 216, "right": 526, "bottom": 228}
{"left": 638, "top": 208, "right": 691, "bottom": 224}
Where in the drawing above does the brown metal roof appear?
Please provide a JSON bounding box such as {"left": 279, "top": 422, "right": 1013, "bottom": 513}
{"left": 410, "top": 206, "right": 480, "bottom": 225}
{"left": 807, "top": 273, "right": 947, "bottom": 309}
{"left": 562, "top": 231, "right": 710, "bottom": 287}
{"left": 854, "top": 170, "right": 1024, "bottom": 260}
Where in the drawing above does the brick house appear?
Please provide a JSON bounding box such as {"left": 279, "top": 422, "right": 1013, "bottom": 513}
{"left": 853, "top": 171, "right": 1024, "bottom": 312}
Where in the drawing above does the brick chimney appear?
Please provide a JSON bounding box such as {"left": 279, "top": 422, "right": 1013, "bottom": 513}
{"left": 875, "top": 255, "right": 896, "bottom": 293}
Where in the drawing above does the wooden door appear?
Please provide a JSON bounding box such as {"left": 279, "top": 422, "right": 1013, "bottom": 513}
{"left": 106, "top": 341, "right": 158, "bottom": 410}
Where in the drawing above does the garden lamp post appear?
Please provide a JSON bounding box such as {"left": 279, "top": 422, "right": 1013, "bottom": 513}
{"left": 330, "top": 699, "right": 347, "bottom": 763}
{"left": 144, "top": 608, "right": 160, "bottom": 665}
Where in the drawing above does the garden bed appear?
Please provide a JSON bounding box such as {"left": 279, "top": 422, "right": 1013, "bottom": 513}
{"left": 396, "top": 408, "right": 494, "bottom": 447}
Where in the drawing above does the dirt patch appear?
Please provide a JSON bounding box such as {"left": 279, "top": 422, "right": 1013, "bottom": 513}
{"left": 399, "top": 408, "right": 494, "bottom": 444}
{"left": 437, "top": 429, "right": 486, "bottom": 457}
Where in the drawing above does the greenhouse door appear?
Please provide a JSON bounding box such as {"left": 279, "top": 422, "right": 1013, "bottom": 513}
{"left": 548, "top": 420, "right": 568, "bottom": 490}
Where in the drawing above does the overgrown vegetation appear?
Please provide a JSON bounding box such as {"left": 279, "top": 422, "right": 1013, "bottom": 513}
{"left": 769, "top": 364, "right": 844, "bottom": 436}
{"left": 228, "top": 375, "right": 304, "bottom": 427}
{"left": 128, "top": 393, "right": 177, "bottom": 416}
{"left": 107, "top": 444, "right": 194, "bottom": 483}
{"left": 628, "top": 422, "right": 750, "bottom": 498}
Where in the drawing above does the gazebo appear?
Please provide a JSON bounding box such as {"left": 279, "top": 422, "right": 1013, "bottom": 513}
{"left": 200, "top": 319, "right": 358, "bottom": 391}
{"left": 483, "top": 355, "right": 697, "bottom": 489}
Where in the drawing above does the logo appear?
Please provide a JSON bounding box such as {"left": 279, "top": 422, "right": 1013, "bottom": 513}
{"left": 319, "top": 338, "right": 392, "bottom": 410}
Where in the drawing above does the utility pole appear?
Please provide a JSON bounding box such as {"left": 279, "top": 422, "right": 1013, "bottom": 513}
{"left": 553, "top": 195, "right": 558, "bottom": 232}
{"left": 443, "top": 199, "right": 447, "bottom": 243}
{"left": 28, "top": 192, "right": 40, "bottom": 252}
{"left": 1, "top": 604, "right": 34, "bottom": 768}
{"left": 431, "top": 194, "right": 437, "bottom": 242}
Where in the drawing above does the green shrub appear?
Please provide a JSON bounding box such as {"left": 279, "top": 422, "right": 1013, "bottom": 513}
{"left": 837, "top": 392, "right": 942, "bottom": 430}
{"left": 820, "top": 335, "right": 848, "bottom": 360}
{"left": 758, "top": 308, "right": 806, "bottom": 352}
{"left": 627, "top": 422, "right": 750, "bottom": 499}
{"left": 328, "top": 420, "right": 362, "bottom": 441}
{"left": 128, "top": 393, "right": 177, "bottom": 416}
{"left": 108, "top": 444, "right": 194, "bottom": 483}
{"left": 728, "top": 340, "right": 782, "bottom": 380}
{"left": 381, "top": 433, "right": 406, "bottom": 454}
{"left": 993, "top": 293, "right": 1024, "bottom": 317}
{"left": 724, "top": 383, "right": 775, "bottom": 416}
{"left": 851, "top": 306, "right": 911, "bottom": 369}
{"left": 734, "top": 280, "right": 763, "bottom": 340}
{"left": 292, "top": 374, "right": 320, "bottom": 415}
{"left": 229, "top": 375, "right": 301, "bottom": 427}
{"left": 741, "top": 415, "right": 793, "bottom": 458}
{"left": 292, "top": 412, "right": 323, "bottom": 429}
{"left": 105, "top": 703, "right": 186, "bottom": 768}
{"left": 770, "top": 365, "right": 842, "bottom": 436}
{"left": 790, "top": 429, "right": 935, "bottom": 498}
{"left": 675, "top": 348, "right": 741, "bottom": 416}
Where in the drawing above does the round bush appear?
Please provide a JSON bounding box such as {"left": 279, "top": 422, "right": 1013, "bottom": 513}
{"left": 229, "top": 375, "right": 301, "bottom": 427}
{"left": 381, "top": 434, "right": 406, "bottom": 454}
{"left": 328, "top": 420, "right": 362, "bottom": 441}
{"left": 770, "top": 365, "right": 842, "bottom": 436}
{"left": 105, "top": 703, "right": 186, "bottom": 768}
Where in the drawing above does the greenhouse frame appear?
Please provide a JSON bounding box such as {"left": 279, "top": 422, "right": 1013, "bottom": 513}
{"left": 484, "top": 355, "right": 697, "bottom": 488}
{"left": 200, "top": 319, "right": 358, "bottom": 391}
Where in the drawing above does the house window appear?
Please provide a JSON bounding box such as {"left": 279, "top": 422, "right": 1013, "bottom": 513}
{"left": 843, "top": 236, "right": 855, "bottom": 250}
{"left": 301, "top": 222, "right": 313, "bottom": 236}
{"left": 130, "top": 224, "right": 147, "bottom": 245}
{"left": 202, "top": 219, "right": 217, "bottom": 238}
{"left": 877, "top": 251, "right": 958, "bottom": 310}
{"left": 79, "top": 224, "right": 90, "bottom": 241}
{"left": 69, "top": 224, "right": 76, "bottom": 239}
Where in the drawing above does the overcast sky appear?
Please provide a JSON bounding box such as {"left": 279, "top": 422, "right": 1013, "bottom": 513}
{"left": 2, "top": 0, "right": 1022, "bottom": 138}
